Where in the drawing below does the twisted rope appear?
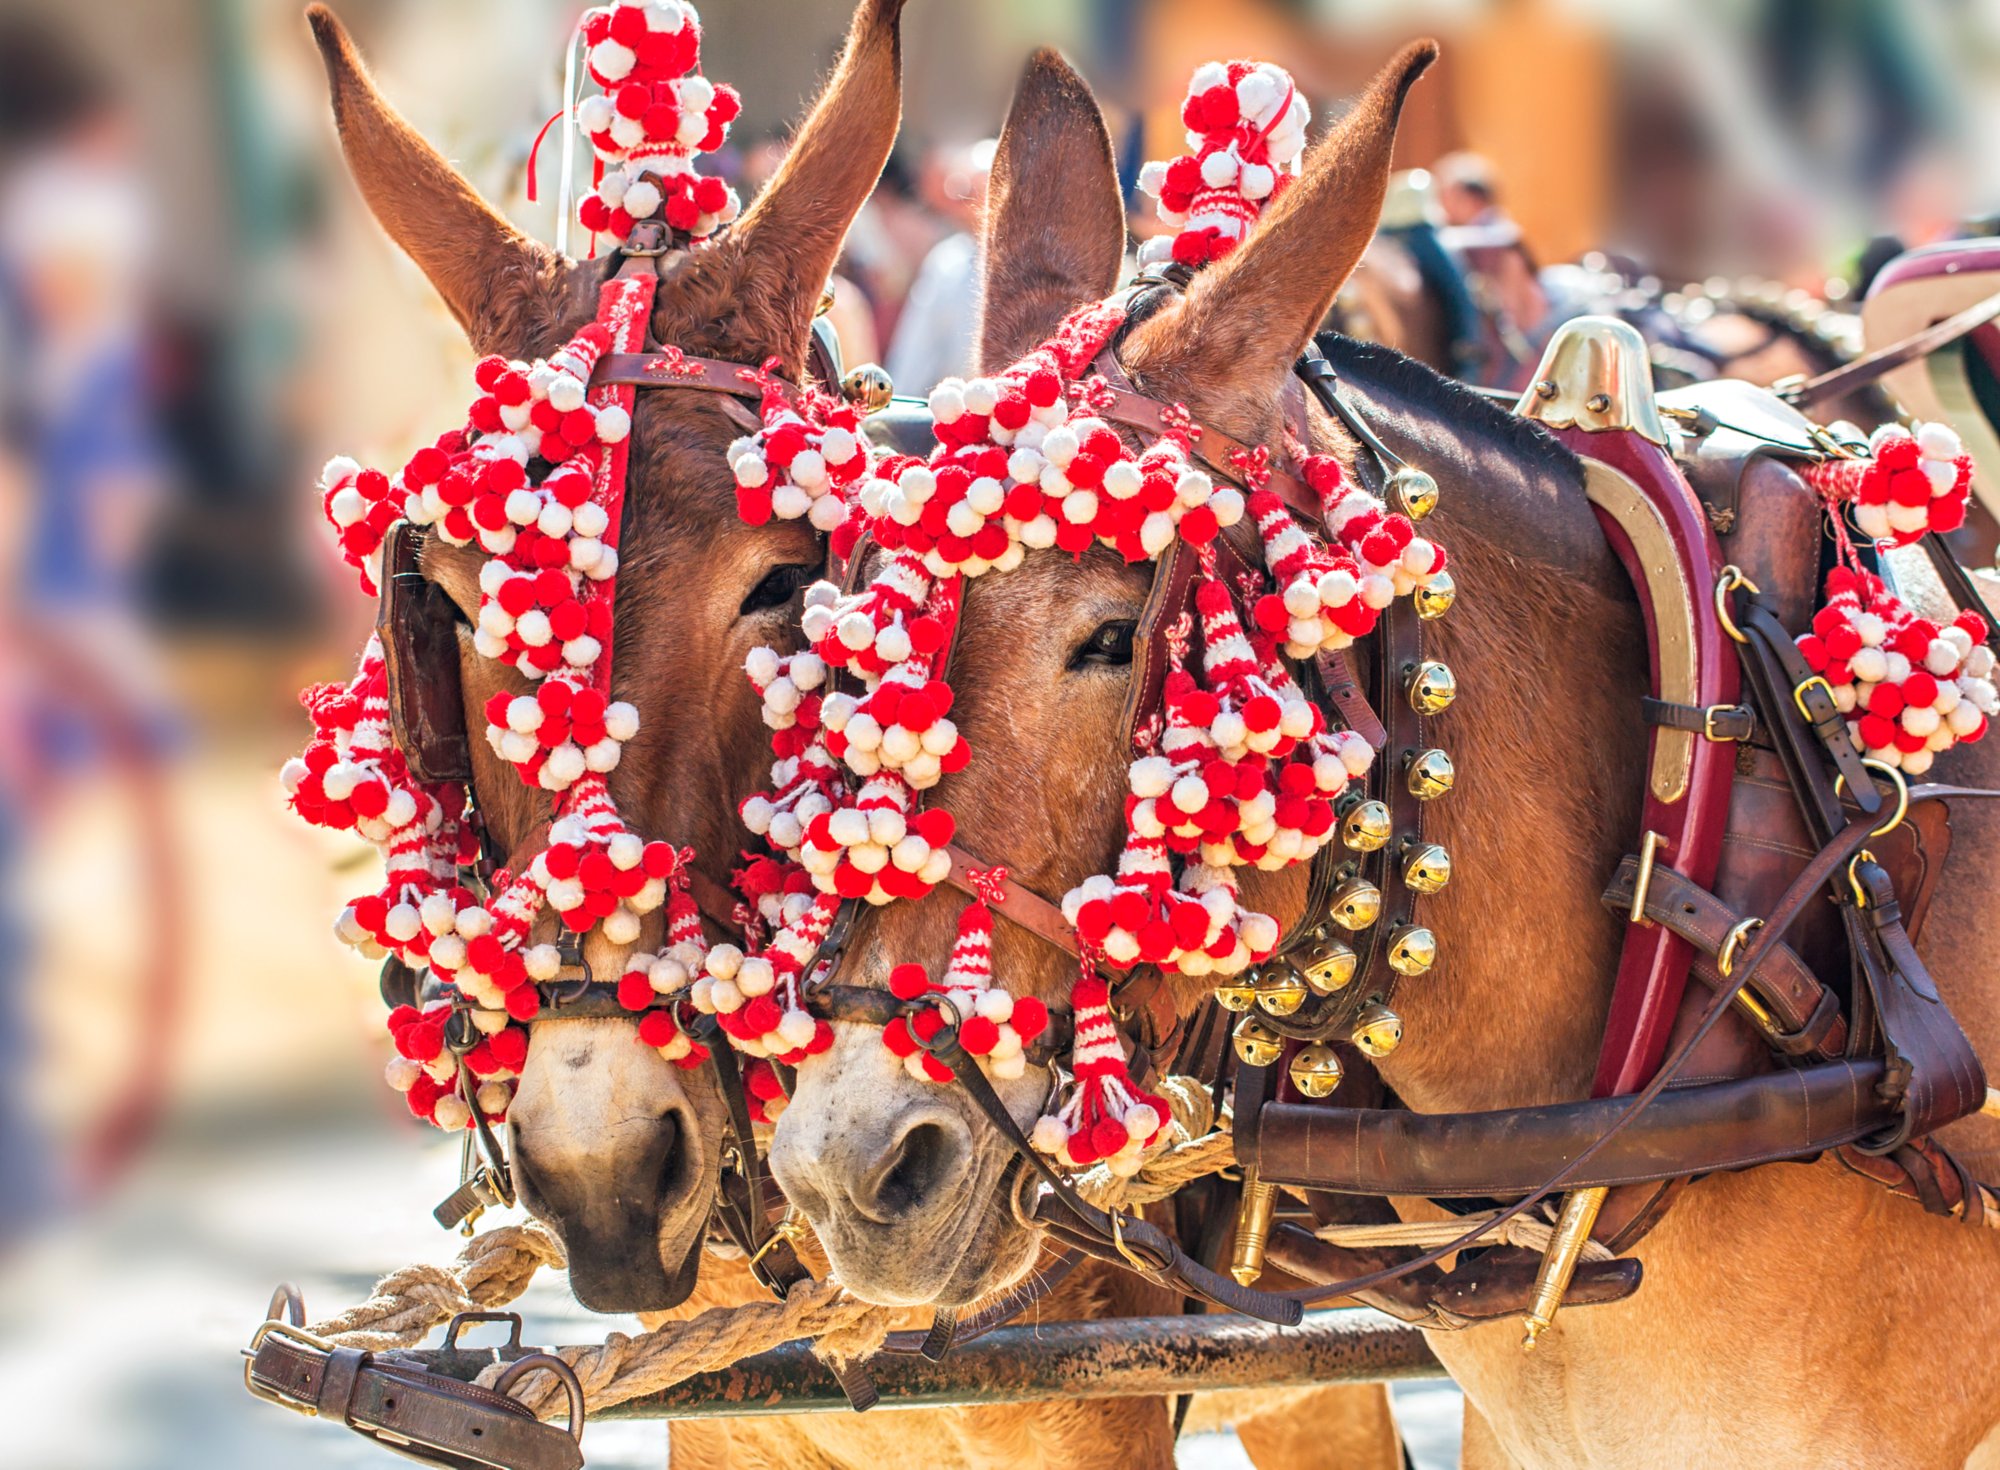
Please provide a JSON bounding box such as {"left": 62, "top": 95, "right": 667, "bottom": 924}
{"left": 1316, "top": 1212, "right": 1615, "bottom": 1263}
{"left": 309, "top": 1223, "right": 568, "bottom": 1351}
{"left": 474, "top": 1277, "right": 890, "bottom": 1417}
{"left": 1072, "top": 1075, "right": 1238, "bottom": 1209}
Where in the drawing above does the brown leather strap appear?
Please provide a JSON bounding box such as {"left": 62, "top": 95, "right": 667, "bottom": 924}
{"left": 1248, "top": 1059, "right": 1896, "bottom": 1197}
{"left": 1600, "top": 855, "right": 1847, "bottom": 1058}
{"left": 1089, "top": 380, "right": 1321, "bottom": 521}
{"left": 1784, "top": 288, "right": 2000, "bottom": 408}
{"left": 1641, "top": 696, "right": 1755, "bottom": 743}
{"left": 939, "top": 842, "right": 1078, "bottom": 958}
{"left": 1316, "top": 648, "right": 1388, "bottom": 750}
{"left": 593, "top": 350, "right": 779, "bottom": 398}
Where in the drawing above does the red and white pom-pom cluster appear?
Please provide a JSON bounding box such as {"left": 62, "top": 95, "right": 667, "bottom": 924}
{"left": 1137, "top": 60, "right": 1309, "bottom": 269}
{"left": 880, "top": 899, "right": 1049, "bottom": 1083}
{"left": 573, "top": 1, "right": 742, "bottom": 248}
{"left": 1796, "top": 565, "right": 1995, "bottom": 775}
{"left": 730, "top": 380, "right": 870, "bottom": 541}
{"left": 686, "top": 890, "right": 837, "bottom": 1063}
{"left": 384, "top": 1002, "right": 531, "bottom": 1132}
{"left": 1806, "top": 422, "right": 1973, "bottom": 548}
{"left": 1028, "top": 978, "right": 1171, "bottom": 1175}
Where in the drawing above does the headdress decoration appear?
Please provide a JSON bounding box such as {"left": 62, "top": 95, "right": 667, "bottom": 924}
{"left": 1137, "top": 60, "right": 1309, "bottom": 269}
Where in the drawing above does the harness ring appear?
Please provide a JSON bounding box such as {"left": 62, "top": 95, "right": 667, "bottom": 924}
{"left": 1834, "top": 758, "right": 1910, "bottom": 838}
{"left": 1714, "top": 565, "right": 1761, "bottom": 645}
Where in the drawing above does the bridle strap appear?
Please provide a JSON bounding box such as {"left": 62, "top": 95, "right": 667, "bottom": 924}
{"left": 1089, "top": 378, "right": 1322, "bottom": 523}
{"left": 938, "top": 842, "right": 1079, "bottom": 959}
{"left": 1783, "top": 286, "right": 2000, "bottom": 409}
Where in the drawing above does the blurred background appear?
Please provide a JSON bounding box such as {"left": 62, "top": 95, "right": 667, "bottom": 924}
{"left": 2, "top": 0, "right": 1999, "bottom": 1465}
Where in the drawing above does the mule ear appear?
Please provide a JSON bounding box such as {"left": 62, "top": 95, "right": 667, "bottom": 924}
{"left": 307, "top": 6, "right": 570, "bottom": 354}
{"left": 721, "top": 0, "right": 908, "bottom": 371}
{"left": 976, "top": 49, "right": 1126, "bottom": 372}
{"left": 1125, "top": 41, "right": 1438, "bottom": 396}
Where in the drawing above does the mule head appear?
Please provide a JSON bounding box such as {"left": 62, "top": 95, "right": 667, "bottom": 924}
{"left": 769, "top": 43, "right": 1436, "bottom": 1307}
{"left": 309, "top": 0, "right": 907, "bottom": 1312}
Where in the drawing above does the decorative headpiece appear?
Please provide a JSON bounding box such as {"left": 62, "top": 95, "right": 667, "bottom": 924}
{"left": 1137, "top": 60, "right": 1309, "bottom": 269}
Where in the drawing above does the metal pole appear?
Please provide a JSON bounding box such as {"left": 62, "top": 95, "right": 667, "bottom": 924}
{"left": 394, "top": 1309, "right": 1443, "bottom": 1421}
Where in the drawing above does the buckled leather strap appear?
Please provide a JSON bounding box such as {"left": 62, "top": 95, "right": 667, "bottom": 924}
{"left": 1641, "top": 696, "right": 1755, "bottom": 743}
{"left": 1600, "top": 855, "right": 1847, "bottom": 1058}
{"left": 1739, "top": 598, "right": 1878, "bottom": 812}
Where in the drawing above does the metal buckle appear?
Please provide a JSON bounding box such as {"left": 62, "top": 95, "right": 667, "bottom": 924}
{"left": 747, "top": 1211, "right": 808, "bottom": 1276}
{"left": 1791, "top": 674, "right": 1835, "bottom": 723}
{"left": 1703, "top": 704, "right": 1749, "bottom": 742}
{"left": 243, "top": 1319, "right": 336, "bottom": 1418}
{"left": 1629, "top": 829, "right": 1666, "bottom": 923}
{"left": 1108, "top": 1210, "right": 1150, "bottom": 1273}
{"left": 1717, "top": 917, "right": 1765, "bottom": 978}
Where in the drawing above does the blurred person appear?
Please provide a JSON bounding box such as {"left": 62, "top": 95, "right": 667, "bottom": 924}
{"left": 0, "top": 19, "right": 176, "bottom": 1244}
{"left": 884, "top": 137, "right": 994, "bottom": 394}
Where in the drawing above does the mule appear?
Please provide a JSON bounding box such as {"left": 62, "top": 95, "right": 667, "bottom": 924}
{"left": 766, "top": 38, "right": 2000, "bottom": 1469}
{"left": 307, "top": 0, "right": 905, "bottom": 1313}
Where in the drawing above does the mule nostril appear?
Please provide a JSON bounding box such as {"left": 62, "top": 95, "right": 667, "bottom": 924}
{"left": 856, "top": 1118, "right": 964, "bottom": 1223}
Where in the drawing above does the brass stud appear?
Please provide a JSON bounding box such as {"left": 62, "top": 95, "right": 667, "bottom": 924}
{"left": 1387, "top": 465, "right": 1439, "bottom": 520}
{"left": 1288, "top": 1042, "right": 1346, "bottom": 1099}
{"left": 1402, "top": 843, "right": 1452, "bottom": 895}
{"left": 1213, "top": 976, "right": 1257, "bottom": 1013}
{"left": 1405, "top": 660, "right": 1457, "bottom": 716}
{"left": 1406, "top": 748, "right": 1455, "bottom": 801}
{"left": 1298, "top": 929, "right": 1358, "bottom": 993}
{"left": 1253, "top": 965, "right": 1310, "bottom": 1017}
{"left": 1340, "top": 800, "right": 1393, "bottom": 852}
{"left": 840, "top": 363, "right": 894, "bottom": 413}
{"left": 1328, "top": 876, "right": 1383, "bottom": 932}
{"left": 1351, "top": 1002, "right": 1404, "bottom": 1058}
{"left": 1414, "top": 571, "right": 1456, "bottom": 620}
{"left": 1386, "top": 925, "right": 1438, "bottom": 977}
{"left": 1232, "top": 1014, "right": 1285, "bottom": 1067}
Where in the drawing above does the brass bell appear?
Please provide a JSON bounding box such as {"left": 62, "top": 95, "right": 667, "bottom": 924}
{"left": 1213, "top": 975, "right": 1258, "bottom": 1013}
{"left": 1406, "top": 748, "right": 1455, "bottom": 801}
{"left": 1388, "top": 465, "right": 1440, "bottom": 520}
{"left": 1253, "top": 965, "right": 1310, "bottom": 1017}
{"left": 1351, "top": 1002, "right": 1404, "bottom": 1058}
{"left": 1414, "top": 571, "right": 1456, "bottom": 620}
{"left": 1386, "top": 925, "right": 1438, "bottom": 977}
{"left": 1340, "top": 799, "right": 1393, "bottom": 852}
{"left": 840, "top": 363, "right": 894, "bottom": 413}
{"left": 816, "top": 282, "right": 838, "bottom": 317}
{"left": 1288, "top": 1042, "right": 1346, "bottom": 1099}
{"left": 1233, "top": 1014, "right": 1285, "bottom": 1067}
{"left": 1298, "top": 929, "right": 1358, "bottom": 993}
{"left": 1328, "top": 876, "right": 1383, "bottom": 932}
{"left": 1405, "top": 660, "right": 1457, "bottom": 716}
{"left": 1402, "top": 842, "right": 1452, "bottom": 895}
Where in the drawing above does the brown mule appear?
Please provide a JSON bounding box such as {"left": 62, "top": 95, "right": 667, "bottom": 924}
{"left": 764, "top": 37, "right": 2000, "bottom": 1470}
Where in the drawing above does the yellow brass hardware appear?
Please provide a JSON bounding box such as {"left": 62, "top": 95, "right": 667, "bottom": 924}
{"left": 1982, "top": 1088, "right": 2000, "bottom": 1121}
{"left": 1414, "top": 571, "right": 1456, "bottom": 619}
{"left": 1629, "top": 829, "right": 1665, "bottom": 923}
{"left": 1351, "top": 1002, "right": 1403, "bottom": 1058}
{"left": 840, "top": 363, "right": 894, "bottom": 413}
{"left": 1213, "top": 975, "right": 1258, "bottom": 1013}
{"left": 1714, "top": 565, "right": 1760, "bottom": 645}
{"left": 1406, "top": 660, "right": 1457, "bottom": 715}
{"left": 1402, "top": 842, "right": 1451, "bottom": 895}
{"left": 1340, "top": 799, "right": 1393, "bottom": 852}
{"left": 1328, "top": 877, "right": 1383, "bottom": 931}
{"left": 1521, "top": 1186, "right": 1609, "bottom": 1350}
{"left": 1386, "top": 925, "right": 1437, "bottom": 977}
{"left": 1298, "top": 930, "right": 1358, "bottom": 993}
{"left": 816, "top": 283, "right": 838, "bottom": 317}
{"left": 1513, "top": 317, "right": 1669, "bottom": 445}
{"left": 1253, "top": 965, "right": 1310, "bottom": 1017}
{"left": 1232, "top": 1014, "right": 1285, "bottom": 1067}
{"left": 1288, "top": 1042, "right": 1345, "bottom": 1099}
{"left": 1406, "top": 748, "right": 1455, "bottom": 800}
{"left": 1230, "top": 1169, "right": 1278, "bottom": 1285}
{"left": 1388, "top": 465, "right": 1439, "bottom": 519}
{"left": 1717, "top": 916, "right": 1764, "bottom": 978}
{"left": 1834, "top": 758, "right": 1910, "bottom": 839}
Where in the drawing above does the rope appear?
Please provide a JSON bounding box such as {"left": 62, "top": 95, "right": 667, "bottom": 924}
{"left": 1316, "top": 1211, "right": 1615, "bottom": 1263}
{"left": 474, "top": 1276, "right": 891, "bottom": 1417}
{"left": 1072, "top": 1075, "right": 1238, "bottom": 1209}
{"left": 309, "top": 1223, "right": 568, "bottom": 1352}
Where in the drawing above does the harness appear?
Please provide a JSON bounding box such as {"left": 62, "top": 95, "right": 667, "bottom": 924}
{"left": 783, "top": 281, "right": 2000, "bottom": 1338}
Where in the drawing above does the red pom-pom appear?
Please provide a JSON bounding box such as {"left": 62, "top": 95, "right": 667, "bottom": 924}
{"left": 889, "top": 962, "right": 931, "bottom": 1000}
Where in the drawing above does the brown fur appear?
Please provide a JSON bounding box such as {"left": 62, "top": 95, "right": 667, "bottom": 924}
{"left": 768, "top": 38, "right": 2000, "bottom": 1469}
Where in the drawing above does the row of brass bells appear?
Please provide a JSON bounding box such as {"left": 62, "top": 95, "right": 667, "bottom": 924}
{"left": 1288, "top": 1042, "right": 1345, "bottom": 1099}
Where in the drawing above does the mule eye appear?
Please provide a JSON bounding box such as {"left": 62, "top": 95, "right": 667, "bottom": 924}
{"left": 740, "top": 563, "right": 817, "bottom": 616}
{"left": 1071, "top": 619, "right": 1137, "bottom": 669}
